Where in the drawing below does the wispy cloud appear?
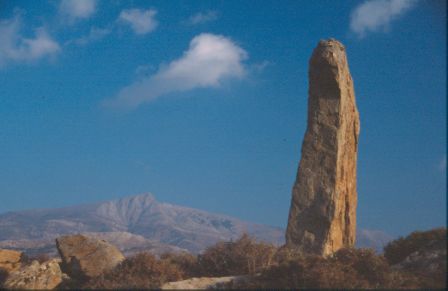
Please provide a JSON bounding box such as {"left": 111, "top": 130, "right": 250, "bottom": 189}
{"left": 0, "top": 14, "right": 60, "bottom": 66}
{"left": 439, "top": 155, "right": 446, "bottom": 172}
{"left": 59, "top": 0, "right": 97, "bottom": 23}
{"left": 186, "top": 11, "right": 219, "bottom": 25}
{"left": 65, "top": 26, "right": 111, "bottom": 46}
{"left": 251, "top": 60, "right": 271, "bottom": 73}
{"left": 104, "top": 33, "right": 247, "bottom": 109}
{"left": 119, "top": 9, "right": 158, "bottom": 35}
{"left": 350, "top": 0, "right": 418, "bottom": 38}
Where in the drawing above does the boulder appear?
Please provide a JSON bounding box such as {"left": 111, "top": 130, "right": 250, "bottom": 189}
{"left": 4, "top": 259, "right": 63, "bottom": 289}
{"left": 56, "top": 234, "right": 125, "bottom": 280}
{"left": 0, "top": 249, "right": 22, "bottom": 273}
{"left": 286, "top": 38, "right": 360, "bottom": 256}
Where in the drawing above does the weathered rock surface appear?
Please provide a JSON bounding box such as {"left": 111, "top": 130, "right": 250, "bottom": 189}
{"left": 0, "top": 249, "right": 22, "bottom": 273}
{"left": 4, "top": 259, "right": 63, "bottom": 289}
{"left": 56, "top": 234, "right": 125, "bottom": 279}
{"left": 286, "top": 38, "right": 360, "bottom": 256}
{"left": 161, "top": 275, "right": 250, "bottom": 290}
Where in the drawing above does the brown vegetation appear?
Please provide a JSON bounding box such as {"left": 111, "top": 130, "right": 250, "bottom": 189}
{"left": 196, "top": 233, "right": 277, "bottom": 276}
{"left": 384, "top": 227, "right": 446, "bottom": 265}
{"left": 159, "top": 251, "right": 198, "bottom": 278}
{"left": 230, "top": 248, "right": 422, "bottom": 289}
{"left": 21, "top": 253, "right": 50, "bottom": 265}
{"left": 0, "top": 268, "right": 8, "bottom": 288}
{"left": 82, "top": 252, "right": 183, "bottom": 289}
{"left": 15, "top": 230, "right": 445, "bottom": 289}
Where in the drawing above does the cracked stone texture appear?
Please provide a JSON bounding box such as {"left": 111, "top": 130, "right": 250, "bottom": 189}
{"left": 0, "top": 249, "right": 22, "bottom": 273}
{"left": 4, "top": 259, "right": 63, "bottom": 289}
{"left": 286, "top": 38, "right": 360, "bottom": 256}
{"left": 56, "top": 234, "right": 125, "bottom": 280}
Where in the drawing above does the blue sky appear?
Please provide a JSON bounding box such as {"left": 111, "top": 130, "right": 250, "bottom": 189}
{"left": 0, "top": 0, "right": 446, "bottom": 237}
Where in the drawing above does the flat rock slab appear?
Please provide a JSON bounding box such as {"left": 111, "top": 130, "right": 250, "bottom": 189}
{"left": 161, "top": 275, "right": 249, "bottom": 290}
{"left": 56, "top": 234, "right": 125, "bottom": 280}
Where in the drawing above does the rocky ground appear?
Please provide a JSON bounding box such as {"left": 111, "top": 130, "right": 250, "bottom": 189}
{"left": 0, "top": 228, "right": 446, "bottom": 289}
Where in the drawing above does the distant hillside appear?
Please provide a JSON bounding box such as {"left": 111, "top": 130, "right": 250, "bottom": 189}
{"left": 0, "top": 193, "right": 392, "bottom": 255}
{"left": 0, "top": 193, "right": 283, "bottom": 255}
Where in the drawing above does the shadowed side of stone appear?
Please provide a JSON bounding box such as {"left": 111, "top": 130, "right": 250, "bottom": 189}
{"left": 286, "top": 39, "right": 360, "bottom": 256}
{"left": 56, "top": 234, "right": 125, "bottom": 280}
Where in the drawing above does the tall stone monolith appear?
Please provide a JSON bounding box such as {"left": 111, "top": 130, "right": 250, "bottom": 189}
{"left": 285, "top": 39, "right": 360, "bottom": 256}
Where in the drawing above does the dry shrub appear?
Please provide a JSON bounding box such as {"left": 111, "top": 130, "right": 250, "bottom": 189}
{"left": 383, "top": 228, "right": 447, "bottom": 289}
{"left": 197, "top": 233, "right": 277, "bottom": 276}
{"left": 159, "top": 251, "right": 198, "bottom": 278}
{"left": 384, "top": 227, "right": 447, "bottom": 265}
{"left": 233, "top": 247, "right": 422, "bottom": 289}
{"left": 21, "top": 253, "right": 50, "bottom": 264}
{"left": 0, "top": 268, "right": 8, "bottom": 288}
{"left": 82, "top": 252, "right": 183, "bottom": 289}
{"left": 272, "top": 245, "right": 303, "bottom": 265}
{"left": 332, "top": 248, "right": 417, "bottom": 288}
{"left": 239, "top": 252, "right": 366, "bottom": 289}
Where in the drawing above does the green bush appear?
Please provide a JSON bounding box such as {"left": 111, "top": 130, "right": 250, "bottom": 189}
{"left": 384, "top": 228, "right": 447, "bottom": 265}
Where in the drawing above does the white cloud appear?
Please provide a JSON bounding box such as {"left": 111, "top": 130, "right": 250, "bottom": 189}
{"left": 66, "top": 26, "right": 111, "bottom": 46}
{"left": 59, "top": 0, "right": 96, "bottom": 23}
{"left": 350, "top": 0, "right": 417, "bottom": 38}
{"left": 119, "top": 9, "right": 158, "bottom": 35}
{"left": 105, "top": 33, "right": 247, "bottom": 109}
{"left": 0, "top": 15, "right": 60, "bottom": 66}
{"left": 186, "top": 11, "right": 218, "bottom": 25}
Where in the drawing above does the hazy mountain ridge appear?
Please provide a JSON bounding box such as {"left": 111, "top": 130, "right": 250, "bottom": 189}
{"left": 0, "top": 193, "right": 392, "bottom": 255}
{"left": 0, "top": 193, "right": 284, "bottom": 254}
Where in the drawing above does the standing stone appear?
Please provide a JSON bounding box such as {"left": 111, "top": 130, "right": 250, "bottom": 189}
{"left": 286, "top": 39, "right": 360, "bottom": 256}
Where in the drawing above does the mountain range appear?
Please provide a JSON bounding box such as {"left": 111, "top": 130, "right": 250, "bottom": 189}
{"left": 0, "top": 193, "right": 393, "bottom": 256}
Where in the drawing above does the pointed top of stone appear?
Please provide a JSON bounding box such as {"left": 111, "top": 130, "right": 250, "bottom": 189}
{"left": 318, "top": 38, "right": 345, "bottom": 50}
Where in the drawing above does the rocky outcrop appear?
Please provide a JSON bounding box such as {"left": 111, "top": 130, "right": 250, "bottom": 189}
{"left": 0, "top": 249, "right": 22, "bottom": 273}
{"left": 286, "top": 39, "right": 360, "bottom": 256}
{"left": 56, "top": 234, "right": 125, "bottom": 280}
{"left": 392, "top": 238, "right": 447, "bottom": 278}
{"left": 4, "top": 259, "right": 63, "bottom": 289}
